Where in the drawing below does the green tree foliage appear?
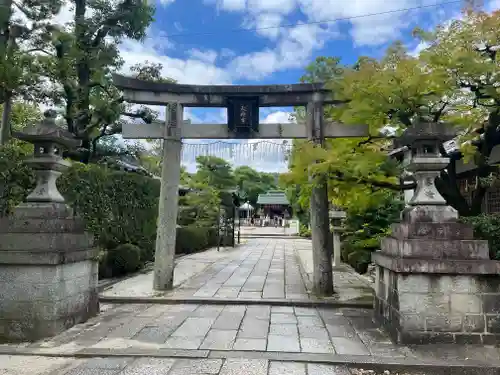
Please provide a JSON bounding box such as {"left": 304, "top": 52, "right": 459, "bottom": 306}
{"left": 233, "top": 165, "right": 277, "bottom": 206}
{"left": 192, "top": 155, "right": 236, "bottom": 190}
{"left": 417, "top": 9, "right": 500, "bottom": 215}
{"left": 0, "top": 0, "right": 62, "bottom": 143}
{"left": 40, "top": 0, "right": 155, "bottom": 163}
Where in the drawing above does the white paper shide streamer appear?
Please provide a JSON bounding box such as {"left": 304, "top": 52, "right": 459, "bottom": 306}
{"left": 181, "top": 140, "right": 292, "bottom": 164}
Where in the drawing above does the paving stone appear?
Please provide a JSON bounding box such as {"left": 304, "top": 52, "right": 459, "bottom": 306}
{"left": 132, "top": 326, "right": 174, "bottom": 343}
{"left": 120, "top": 358, "right": 176, "bottom": 375}
{"left": 167, "top": 305, "right": 199, "bottom": 313}
{"left": 307, "top": 364, "right": 352, "bottom": 375}
{"left": 330, "top": 337, "right": 370, "bottom": 355}
{"left": 232, "top": 338, "right": 267, "bottom": 351}
{"left": 271, "top": 313, "right": 297, "bottom": 324}
{"left": 238, "top": 291, "right": 262, "bottom": 299}
{"left": 239, "top": 318, "right": 269, "bottom": 338}
{"left": 169, "top": 359, "right": 223, "bottom": 375}
{"left": 298, "top": 325, "right": 330, "bottom": 340}
{"left": 193, "top": 287, "right": 219, "bottom": 297}
{"left": 300, "top": 337, "right": 335, "bottom": 354}
{"left": 212, "top": 312, "right": 245, "bottom": 330}
{"left": 164, "top": 336, "right": 204, "bottom": 349}
{"left": 294, "top": 307, "right": 319, "bottom": 316}
{"left": 137, "top": 305, "right": 170, "bottom": 318}
{"left": 297, "top": 315, "right": 324, "bottom": 327}
{"left": 200, "top": 329, "right": 238, "bottom": 350}
{"left": 191, "top": 305, "right": 224, "bottom": 318}
{"left": 105, "top": 319, "right": 148, "bottom": 339}
{"left": 214, "top": 287, "right": 241, "bottom": 298}
{"left": 269, "top": 324, "right": 298, "bottom": 336}
{"left": 271, "top": 306, "right": 294, "bottom": 314}
{"left": 222, "top": 305, "right": 247, "bottom": 313}
{"left": 219, "top": 359, "right": 268, "bottom": 375}
{"left": 267, "top": 334, "right": 300, "bottom": 352}
{"left": 171, "top": 318, "right": 214, "bottom": 337}
{"left": 245, "top": 306, "right": 270, "bottom": 320}
{"left": 269, "top": 361, "right": 306, "bottom": 375}
{"left": 325, "top": 324, "right": 358, "bottom": 338}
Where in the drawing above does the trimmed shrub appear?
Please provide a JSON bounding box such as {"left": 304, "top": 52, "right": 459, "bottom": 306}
{"left": 176, "top": 226, "right": 217, "bottom": 254}
{"left": 58, "top": 163, "right": 160, "bottom": 261}
{"left": 106, "top": 243, "right": 142, "bottom": 276}
{"left": 461, "top": 214, "right": 500, "bottom": 260}
{"left": 342, "top": 194, "right": 403, "bottom": 274}
{"left": 299, "top": 224, "right": 311, "bottom": 238}
{"left": 0, "top": 141, "right": 35, "bottom": 216}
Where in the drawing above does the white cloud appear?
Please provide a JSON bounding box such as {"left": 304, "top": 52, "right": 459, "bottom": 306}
{"left": 262, "top": 111, "right": 293, "bottom": 124}
{"left": 158, "top": 0, "right": 176, "bottom": 5}
{"left": 189, "top": 49, "right": 218, "bottom": 64}
{"left": 119, "top": 39, "right": 231, "bottom": 85}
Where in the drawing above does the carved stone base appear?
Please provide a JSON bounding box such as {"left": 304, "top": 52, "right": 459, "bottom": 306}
{"left": 373, "top": 222, "right": 500, "bottom": 345}
{"left": 0, "top": 203, "right": 99, "bottom": 342}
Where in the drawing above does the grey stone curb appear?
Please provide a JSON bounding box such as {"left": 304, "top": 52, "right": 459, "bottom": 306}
{"left": 0, "top": 347, "right": 498, "bottom": 374}
{"left": 98, "top": 295, "right": 374, "bottom": 308}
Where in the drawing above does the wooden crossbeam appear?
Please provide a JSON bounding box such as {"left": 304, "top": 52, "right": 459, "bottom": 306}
{"left": 122, "top": 121, "right": 369, "bottom": 139}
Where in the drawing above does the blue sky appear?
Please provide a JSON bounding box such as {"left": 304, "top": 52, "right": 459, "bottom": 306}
{"left": 54, "top": 0, "right": 500, "bottom": 172}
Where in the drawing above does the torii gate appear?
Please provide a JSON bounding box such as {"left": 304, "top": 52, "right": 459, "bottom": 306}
{"left": 112, "top": 74, "right": 369, "bottom": 296}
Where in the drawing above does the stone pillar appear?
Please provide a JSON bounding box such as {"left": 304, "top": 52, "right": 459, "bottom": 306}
{"left": 307, "top": 93, "right": 333, "bottom": 296}
{"left": 153, "top": 103, "right": 183, "bottom": 291}
{"left": 373, "top": 121, "right": 500, "bottom": 345}
{"left": 0, "top": 111, "right": 99, "bottom": 342}
{"left": 329, "top": 209, "right": 346, "bottom": 268}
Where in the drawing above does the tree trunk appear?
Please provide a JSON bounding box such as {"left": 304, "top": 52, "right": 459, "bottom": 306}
{"left": 0, "top": 94, "right": 12, "bottom": 145}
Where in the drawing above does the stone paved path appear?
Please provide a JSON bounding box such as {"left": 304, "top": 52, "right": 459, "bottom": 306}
{"left": 2, "top": 236, "right": 500, "bottom": 374}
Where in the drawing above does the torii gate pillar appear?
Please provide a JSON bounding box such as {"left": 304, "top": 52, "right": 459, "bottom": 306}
{"left": 307, "top": 93, "right": 333, "bottom": 296}
{"left": 154, "top": 103, "right": 183, "bottom": 291}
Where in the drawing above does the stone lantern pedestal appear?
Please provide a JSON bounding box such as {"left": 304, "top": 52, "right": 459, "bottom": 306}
{"left": 329, "top": 208, "right": 346, "bottom": 268}
{"left": 0, "top": 111, "right": 99, "bottom": 342}
{"left": 373, "top": 121, "right": 500, "bottom": 345}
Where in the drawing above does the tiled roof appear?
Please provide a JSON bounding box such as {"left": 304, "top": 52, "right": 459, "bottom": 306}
{"left": 257, "top": 191, "right": 290, "bottom": 205}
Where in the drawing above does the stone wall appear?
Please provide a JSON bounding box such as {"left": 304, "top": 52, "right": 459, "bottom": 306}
{"left": 0, "top": 203, "right": 99, "bottom": 342}
{"left": 373, "top": 221, "right": 500, "bottom": 345}
{"left": 374, "top": 250, "right": 500, "bottom": 344}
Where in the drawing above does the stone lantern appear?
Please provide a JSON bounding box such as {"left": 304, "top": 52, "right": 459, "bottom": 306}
{"left": 12, "top": 110, "right": 81, "bottom": 204}
{"left": 0, "top": 110, "right": 99, "bottom": 343}
{"left": 397, "top": 120, "right": 457, "bottom": 223}
{"left": 329, "top": 206, "right": 346, "bottom": 268}
{"left": 372, "top": 120, "right": 500, "bottom": 345}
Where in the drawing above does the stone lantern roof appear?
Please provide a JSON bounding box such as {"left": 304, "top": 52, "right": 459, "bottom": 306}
{"left": 12, "top": 110, "right": 81, "bottom": 150}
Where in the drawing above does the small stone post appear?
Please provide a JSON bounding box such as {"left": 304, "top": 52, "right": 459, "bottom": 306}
{"left": 306, "top": 92, "right": 333, "bottom": 296}
{"left": 329, "top": 208, "right": 346, "bottom": 268}
{"left": 153, "top": 103, "right": 183, "bottom": 291}
{"left": 373, "top": 121, "right": 500, "bottom": 345}
{"left": 0, "top": 110, "right": 99, "bottom": 342}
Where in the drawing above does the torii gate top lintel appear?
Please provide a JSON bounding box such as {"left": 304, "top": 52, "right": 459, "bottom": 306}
{"left": 112, "top": 73, "right": 338, "bottom": 107}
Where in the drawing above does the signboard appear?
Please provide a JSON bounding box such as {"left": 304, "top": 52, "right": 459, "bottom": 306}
{"left": 227, "top": 97, "right": 259, "bottom": 138}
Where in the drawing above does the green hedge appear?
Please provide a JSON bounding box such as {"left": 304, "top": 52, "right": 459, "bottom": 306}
{"left": 461, "top": 214, "right": 500, "bottom": 260}
{"left": 1, "top": 144, "right": 220, "bottom": 279}
{"left": 176, "top": 226, "right": 218, "bottom": 254}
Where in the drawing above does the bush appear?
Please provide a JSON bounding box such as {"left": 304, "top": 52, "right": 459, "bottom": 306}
{"left": 106, "top": 243, "right": 142, "bottom": 276}
{"left": 299, "top": 224, "right": 311, "bottom": 238}
{"left": 176, "top": 226, "right": 217, "bottom": 254}
{"left": 342, "top": 194, "right": 403, "bottom": 274}
{"left": 0, "top": 141, "right": 35, "bottom": 216}
{"left": 58, "top": 163, "right": 160, "bottom": 261}
{"left": 461, "top": 214, "right": 500, "bottom": 260}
